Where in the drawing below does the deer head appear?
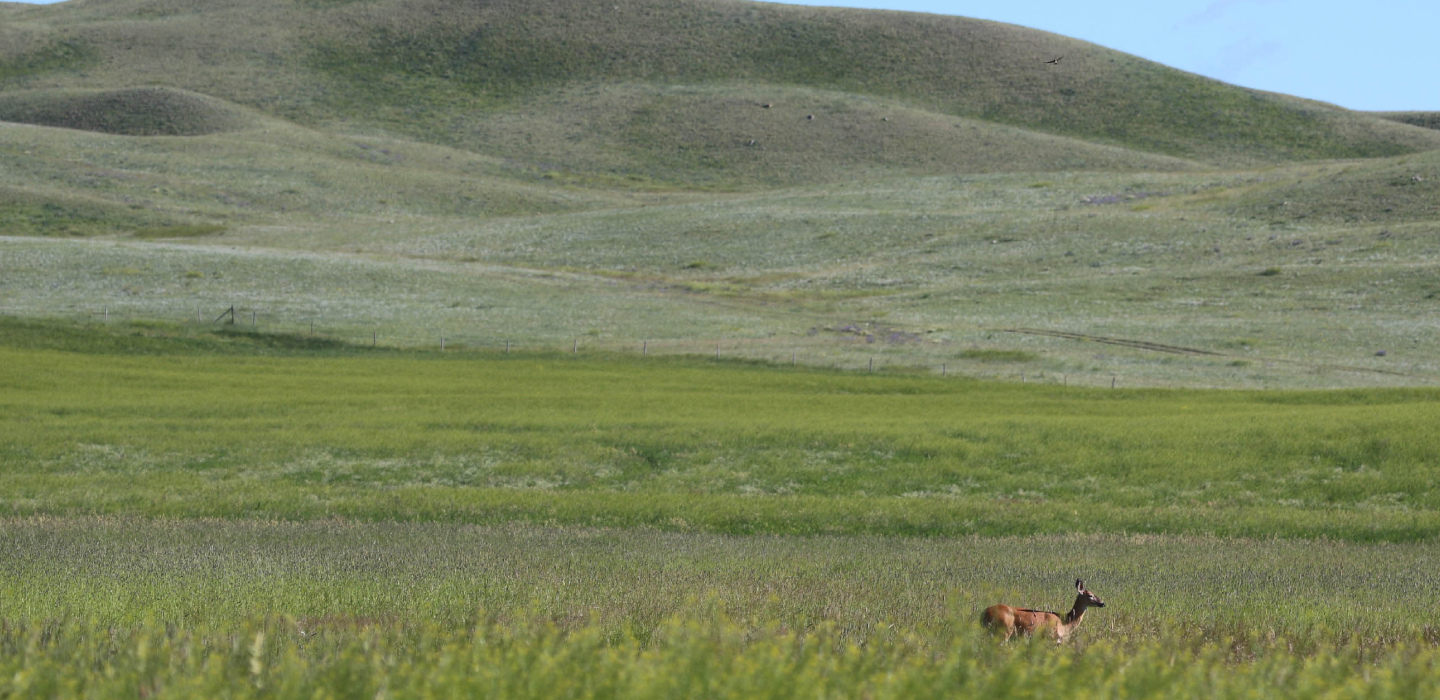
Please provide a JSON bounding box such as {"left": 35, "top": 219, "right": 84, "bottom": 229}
{"left": 1075, "top": 579, "right": 1105, "bottom": 609}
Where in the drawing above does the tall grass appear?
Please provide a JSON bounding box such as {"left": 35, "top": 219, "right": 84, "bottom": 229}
{"left": 3, "top": 517, "right": 1440, "bottom": 700}
{"left": 3, "top": 323, "right": 1439, "bottom": 540}
{"left": 7, "top": 518, "right": 1440, "bottom": 644}
{"left": 4, "top": 614, "right": 1439, "bottom": 700}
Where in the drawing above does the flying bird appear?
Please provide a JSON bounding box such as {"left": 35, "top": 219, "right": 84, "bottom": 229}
{"left": 1044, "top": 56, "right": 1064, "bottom": 65}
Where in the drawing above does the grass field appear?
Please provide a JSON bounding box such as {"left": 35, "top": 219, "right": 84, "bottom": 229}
{"left": 4, "top": 319, "right": 1440, "bottom": 541}
{"left": 9, "top": 517, "right": 1440, "bottom": 643}
{"left": 5, "top": 154, "right": 1439, "bottom": 389}
{"left": 10, "top": 609, "right": 1440, "bottom": 699}
{"left": 4, "top": 518, "right": 1440, "bottom": 699}
{"left": 3, "top": 323, "right": 1440, "bottom": 696}
{"left": 5, "top": 252, "right": 1440, "bottom": 693}
{"left": 4, "top": 0, "right": 1440, "bottom": 695}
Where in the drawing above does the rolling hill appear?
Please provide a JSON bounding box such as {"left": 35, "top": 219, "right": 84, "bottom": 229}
{"left": 0, "top": 86, "right": 250, "bottom": 135}
{"left": 1376, "top": 112, "right": 1440, "bottom": 131}
{"left": 0, "top": 0, "right": 1436, "bottom": 188}
{"left": 1, "top": 0, "right": 1438, "bottom": 389}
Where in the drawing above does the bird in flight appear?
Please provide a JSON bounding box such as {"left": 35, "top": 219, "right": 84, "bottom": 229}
{"left": 1044, "top": 56, "right": 1064, "bottom": 65}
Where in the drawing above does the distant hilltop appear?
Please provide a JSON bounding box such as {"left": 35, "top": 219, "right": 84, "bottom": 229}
{"left": 0, "top": 0, "right": 1436, "bottom": 188}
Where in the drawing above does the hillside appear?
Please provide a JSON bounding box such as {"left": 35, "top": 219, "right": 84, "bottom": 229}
{"left": 0, "top": 86, "right": 249, "bottom": 135}
{"left": 1376, "top": 112, "right": 1440, "bottom": 131}
{"left": 1, "top": 0, "right": 1438, "bottom": 389}
{"left": 303, "top": 0, "right": 1440, "bottom": 167}
{"left": 0, "top": 0, "right": 1436, "bottom": 188}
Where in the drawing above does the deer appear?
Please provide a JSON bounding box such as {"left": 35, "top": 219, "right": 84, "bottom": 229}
{"left": 981, "top": 579, "right": 1105, "bottom": 643}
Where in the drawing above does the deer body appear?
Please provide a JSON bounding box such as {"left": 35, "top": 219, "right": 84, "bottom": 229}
{"left": 981, "top": 580, "right": 1105, "bottom": 643}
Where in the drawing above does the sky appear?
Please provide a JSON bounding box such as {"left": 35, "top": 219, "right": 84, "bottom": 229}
{"left": 10, "top": 0, "right": 1436, "bottom": 111}
{"left": 773, "top": 0, "right": 1437, "bottom": 112}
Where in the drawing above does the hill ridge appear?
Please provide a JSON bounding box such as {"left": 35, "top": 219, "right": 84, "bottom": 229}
{"left": 0, "top": 0, "right": 1433, "bottom": 188}
{"left": 300, "top": 0, "right": 1440, "bottom": 167}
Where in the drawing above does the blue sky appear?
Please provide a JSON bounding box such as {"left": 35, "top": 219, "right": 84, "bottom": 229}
{"left": 11, "top": 0, "right": 1435, "bottom": 111}
{"left": 774, "top": 0, "right": 1437, "bottom": 111}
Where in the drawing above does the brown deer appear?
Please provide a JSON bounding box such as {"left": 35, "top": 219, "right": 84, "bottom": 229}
{"left": 981, "top": 579, "right": 1105, "bottom": 643}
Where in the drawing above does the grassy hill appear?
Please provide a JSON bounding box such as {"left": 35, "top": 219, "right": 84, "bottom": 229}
{"left": 1, "top": 0, "right": 1436, "bottom": 188}
{"left": 0, "top": 86, "right": 250, "bottom": 135}
{"left": 1376, "top": 111, "right": 1440, "bottom": 131}
{"left": 300, "top": 0, "right": 1440, "bottom": 168}
{"left": 0, "top": 0, "right": 1437, "bottom": 389}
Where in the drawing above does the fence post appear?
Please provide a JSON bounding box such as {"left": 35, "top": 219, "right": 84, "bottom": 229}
{"left": 441, "top": 337, "right": 446, "bottom": 351}
{"left": 103, "top": 306, "right": 108, "bottom": 322}
{"left": 942, "top": 363, "right": 946, "bottom": 377}
{"left": 574, "top": 339, "right": 578, "bottom": 354}
{"left": 505, "top": 340, "right": 510, "bottom": 354}
{"left": 372, "top": 332, "right": 377, "bottom": 347}
{"left": 869, "top": 358, "right": 873, "bottom": 373}
{"left": 643, "top": 341, "right": 648, "bottom": 355}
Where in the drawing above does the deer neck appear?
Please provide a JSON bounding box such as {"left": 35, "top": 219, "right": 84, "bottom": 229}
{"left": 1059, "top": 598, "right": 1090, "bottom": 635}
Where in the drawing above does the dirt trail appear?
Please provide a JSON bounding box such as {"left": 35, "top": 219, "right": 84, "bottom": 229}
{"left": 1000, "top": 328, "right": 1224, "bottom": 357}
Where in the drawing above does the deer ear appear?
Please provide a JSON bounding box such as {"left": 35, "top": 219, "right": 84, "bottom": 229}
{"left": 1076, "top": 579, "right": 1084, "bottom": 591}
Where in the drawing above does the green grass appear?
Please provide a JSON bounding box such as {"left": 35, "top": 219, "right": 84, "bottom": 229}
{"left": 960, "top": 349, "right": 1039, "bottom": 363}
{"left": 0, "top": 321, "right": 1436, "bottom": 696}
{"left": 0, "top": 187, "right": 185, "bottom": 237}
{"left": 2, "top": 1, "right": 1438, "bottom": 694}
{"left": 0, "top": 87, "right": 250, "bottom": 136}
{"left": 4, "top": 320, "right": 1439, "bottom": 541}
{"left": 0, "top": 317, "right": 385, "bottom": 356}
{"left": 4, "top": 519, "right": 1440, "bottom": 698}
{"left": 7, "top": 518, "right": 1440, "bottom": 643}
{"left": 337, "top": 81, "right": 1199, "bottom": 191}
{"left": 131, "top": 224, "right": 227, "bottom": 240}
{"left": 10, "top": 612, "right": 1440, "bottom": 699}
{"left": 6, "top": 159, "right": 1439, "bottom": 389}
{"left": 1376, "top": 111, "right": 1440, "bottom": 131}
{"left": 0, "top": 37, "right": 94, "bottom": 83}
{"left": 0, "top": 112, "right": 630, "bottom": 237}
{"left": 1223, "top": 150, "right": 1440, "bottom": 224}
